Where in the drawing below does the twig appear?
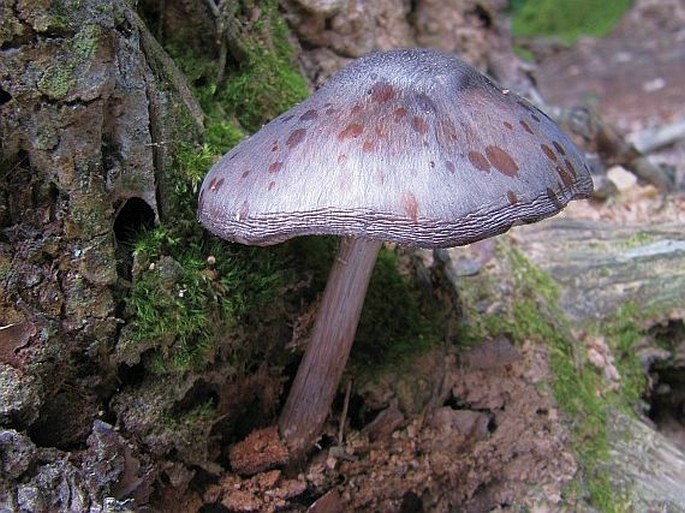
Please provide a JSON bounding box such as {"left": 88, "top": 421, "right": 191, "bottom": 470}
{"left": 337, "top": 379, "right": 352, "bottom": 446}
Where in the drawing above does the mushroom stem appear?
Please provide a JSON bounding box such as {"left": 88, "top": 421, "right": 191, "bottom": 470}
{"left": 278, "top": 236, "right": 382, "bottom": 456}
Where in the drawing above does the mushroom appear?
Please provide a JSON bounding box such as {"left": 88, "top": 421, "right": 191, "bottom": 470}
{"left": 197, "top": 48, "right": 593, "bottom": 456}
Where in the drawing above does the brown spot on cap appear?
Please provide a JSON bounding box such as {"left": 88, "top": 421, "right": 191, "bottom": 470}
{"left": 241, "top": 170, "right": 250, "bottom": 179}
{"left": 299, "top": 109, "right": 318, "bottom": 122}
{"left": 411, "top": 116, "right": 429, "bottom": 135}
{"left": 445, "top": 160, "right": 456, "bottom": 174}
{"left": 325, "top": 107, "right": 337, "bottom": 115}
{"left": 268, "top": 161, "right": 283, "bottom": 173}
{"left": 485, "top": 145, "right": 519, "bottom": 177}
{"left": 369, "top": 82, "right": 396, "bottom": 102}
{"left": 210, "top": 178, "right": 225, "bottom": 192}
{"left": 555, "top": 165, "right": 574, "bottom": 187}
{"left": 468, "top": 150, "right": 491, "bottom": 172}
{"left": 271, "top": 144, "right": 278, "bottom": 152}
{"left": 541, "top": 144, "right": 558, "bottom": 162}
{"left": 402, "top": 191, "right": 419, "bottom": 222}
{"left": 531, "top": 114, "right": 541, "bottom": 123}
{"left": 238, "top": 201, "right": 249, "bottom": 220}
{"left": 507, "top": 190, "right": 518, "bottom": 205}
{"left": 519, "top": 120, "right": 534, "bottom": 135}
{"left": 351, "top": 103, "right": 362, "bottom": 115}
{"left": 439, "top": 118, "right": 458, "bottom": 144}
{"left": 393, "top": 107, "right": 408, "bottom": 121}
{"left": 547, "top": 187, "right": 565, "bottom": 210}
{"left": 362, "top": 140, "right": 376, "bottom": 153}
{"left": 553, "top": 141, "right": 567, "bottom": 155}
{"left": 503, "top": 121, "right": 513, "bottom": 130}
{"left": 268, "top": 181, "right": 276, "bottom": 191}
{"left": 564, "top": 158, "right": 577, "bottom": 178}
{"left": 286, "top": 128, "right": 307, "bottom": 149}
{"left": 338, "top": 123, "right": 364, "bottom": 140}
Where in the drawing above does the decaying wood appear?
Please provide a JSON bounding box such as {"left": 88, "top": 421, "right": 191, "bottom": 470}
{"left": 631, "top": 117, "right": 685, "bottom": 154}
{"left": 511, "top": 217, "right": 685, "bottom": 322}
{"left": 559, "top": 106, "right": 674, "bottom": 193}
{"left": 438, "top": 213, "right": 685, "bottom": 511}
{"left": 607, "top": 411, "right": 685, "bottom": 510}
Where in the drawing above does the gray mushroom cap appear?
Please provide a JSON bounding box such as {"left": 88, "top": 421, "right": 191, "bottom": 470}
{"left": 198, "top": 48, "right": 593, "bottom": 248}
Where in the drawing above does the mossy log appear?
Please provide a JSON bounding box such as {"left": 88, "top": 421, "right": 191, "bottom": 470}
{"left": 440, "top": 213, "right": 685, "bottom": 511}
{"left": 512, "top": 216, "right": 685, "bottom": 510}
{"left": 606, "top": 410, "right": 685, "bottom": 511}
{"left": 511, "top": 217, "right": 685, "bottom": 323}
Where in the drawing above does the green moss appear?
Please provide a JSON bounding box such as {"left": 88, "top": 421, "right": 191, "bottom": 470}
{"left": 467, "top": 246, "right": 625, "bottom": 511}
{"left": 619, "top": 230, "right": 654, "bottom": 250}
{"left": 597, "top": 304, "right": 649, "bottom": 411}
{"left": 73, "top": 24, "right": 101, "bottom": 60}
{"left": 37, "top": 23, "right": 103, "bottom": 100}
{"left": 512, "top": 0, "right": 632, "bottom": 43}
{"left": 222, "top": 1, "right": 309, "bottom": 132}
{"left": 167, "top": 1, "right": 308, "bottom": 137}
{"left": 126, "top": 230, "right": 285, "bottom": 374}
{"left": 38, "top": 64, "right": 76, "bottom": 99}
{"left": 222, "top": 54, "right": 308, "bottom": 133}
{"left": 122, "top": 2, "right": 312, "bottom": 375}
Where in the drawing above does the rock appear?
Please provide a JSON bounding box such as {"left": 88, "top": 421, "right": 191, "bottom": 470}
{"left": 427, "top": 407, "right": 490, "bottom": 440}
{"left": 361, "top": 404, "right": 405, "bottom": 442}
{"left": 460, "top": 337, "right": 521, "bottom": 371}
{"left": 607, "top": 165, "right": 638, "bottom": 191}
{"left": 0, "top": 365, "right": 43, "bottom": 429}
{"left": 308, "top": 489, "right": 343, "bottom": 513}
{"left": 0, "top": 425, "right": 141, "bottom": 512}
{"left": 0, "top": 430, "right": 36, "bottom": 479}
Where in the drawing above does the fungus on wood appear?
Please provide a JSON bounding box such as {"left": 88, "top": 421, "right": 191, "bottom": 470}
{"left": 197, "top": 48, "right": 594, "bottom": 457}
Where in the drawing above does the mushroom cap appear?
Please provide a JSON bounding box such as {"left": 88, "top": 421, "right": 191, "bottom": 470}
{"left": 198, "top": 48, "right": 593, "bottom": 248}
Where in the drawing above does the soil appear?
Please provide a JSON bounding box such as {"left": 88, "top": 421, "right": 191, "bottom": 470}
{"left": 202, "top": 340, "right": 577, "bottom": 512}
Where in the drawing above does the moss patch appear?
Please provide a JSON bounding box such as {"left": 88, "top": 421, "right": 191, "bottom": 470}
{"left": 166, "top": 0, "right": 308, "bottom": 141}
{"left": 37, "top": 23, "right": 104, "bottom": 100}
{"left": 124, "top": 226, "right": 288, "bottom": 374}
{"left": 120, "top": 0, "right": 315, "bottom": 376}
{"left": 38, "top": 63, "right": 76, "bottom": 99}
{"left": 511, "top": 0, "right": 632, "bottom": 43}
{"left": 221, "top": 1, "right": 309, "bottom": 132}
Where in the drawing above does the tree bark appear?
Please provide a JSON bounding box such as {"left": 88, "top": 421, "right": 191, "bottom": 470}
{"left": 0, "top": 0, "right": 202, "bottom": 509}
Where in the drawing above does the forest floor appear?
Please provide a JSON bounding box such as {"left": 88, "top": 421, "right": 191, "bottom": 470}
{"left": 535, "top": 0, "right": 685, "bottom": 182}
